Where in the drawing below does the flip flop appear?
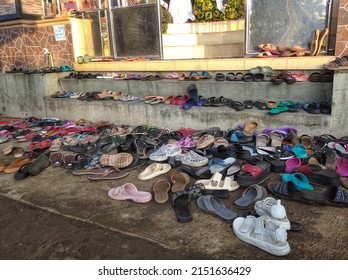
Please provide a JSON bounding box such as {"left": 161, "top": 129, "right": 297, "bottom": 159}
{"left": 258, "top": 43, "right": 281, "bottom": 55}
{"left": 268, "top": 105, "right": 289, "bottom": 114}
{"left": 88, "top": 168, "right": 129, "bottom": 180}
{"left": 328, "top": 142, "right": 348, "bottom": 155}
{"left": 197, "top": 195, "right": 237, "bottom": 221}
{"left": 256, "top": 51, "right": 280, "bottom": 58}
{"left": 100, "top": 153, "right": 133, "bottom": 168}
{"left": 263, "top": 127, "right": 298, "bottom": 136}
{"left": 243, "top": 120, "right": 259, "bottom": 137}
{"left": 285, "top": 157, "right": 302, "bottom": 173}
{"left": 171, "top": 190, "right": 192, "bottom": 223}
{"left": 335, "top": 157, "right": 348, "bottom": 177}
{"left": 3, "top": 157, "right": 32, "bottom": 174}
{"left": 152, "top": 179, "right": 171, "bottom": 203}
{"left": 233, "top": 184, "right": 267, "bottom": 209}
{"left": 269, "top": 131, "right": 283, "bottom": 147}
{"left": 49, "top": 152, "right": 64, "bottom": 167}
{"left": 208, "top": 157, "right": 236, "bottom": 173}
{"left": 137, "top": 163, "right": 171, "bottom": 180}
{"left": 225, "top": 162, "right": 242, "bottom": 176}
{"left": 170, "top": 172, "right": 191, "bottom": 192}
{"left": 282, "top": 172, "right": 314, "bottom": 191}
{"left": 14, "top": 163, "right": 31, "bottom": 181}
{"left": 291, "top": 144, "right": 308, "bottom": 158}
{"left": 72, "top": 166, "right": 108, "bottom": 175}
{"left": 108, "top": 183, "right": 152, "bottom": 203}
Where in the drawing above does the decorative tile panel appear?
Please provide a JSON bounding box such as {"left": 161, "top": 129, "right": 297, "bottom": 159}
{"left": 0, "top": 0, "right": 16, "bottom": 16}
{"left": 336, "top": 0, "right": 348, "bottom": 56}
{"left": 0, "top": 24, "right": 74, "bottom": 72}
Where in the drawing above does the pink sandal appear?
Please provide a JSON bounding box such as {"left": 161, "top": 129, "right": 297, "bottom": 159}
{"left": 178, "top": 137, "right": 197, "bottom": 148}
{"left": 285, "top": 157, "right": 302, "bottom": 173}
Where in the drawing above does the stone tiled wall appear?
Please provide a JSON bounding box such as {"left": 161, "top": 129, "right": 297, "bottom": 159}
{"left": 336, "top": 0, "right": 348, "bottom": 56}
{"left": 21, "top": 0, "right": 44, "bottom": 15}
{"left": 0, "top": 24, "right": 74, "bottom": 72}
{"left": 0, "top": 1, "right": 16, "bottom": 16}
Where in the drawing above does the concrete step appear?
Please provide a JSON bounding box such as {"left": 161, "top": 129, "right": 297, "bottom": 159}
{"left": 162, "top": 30, "right": 244, "bottom": 47}
{"left": 2, "top": 72, "right": 344, "bottom": 137}
{"left": 73, "top": 56, "right": 335, "bottom": 72}
{"left": 55, "top": 77, "right": 333, "bottom": 134}
{"left": 163, "top": 43, "right": 244, "bottom": 59}
{"left": 44, "top": 97, "right": 331, "bottom": 135}
{"left": 166, "top": 20, "right": 245, "bottom": 34}
{"left": 58, "top": 77, "right": 333, "bottom": 105}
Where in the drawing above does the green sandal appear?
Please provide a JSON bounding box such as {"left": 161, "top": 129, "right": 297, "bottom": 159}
{"left": 268, "top": 105, "right": 289, "bottom": 114}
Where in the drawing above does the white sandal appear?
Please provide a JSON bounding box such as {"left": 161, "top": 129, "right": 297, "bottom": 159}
{"left": 196, "top": 173, "right": 239, "bottom": 192}
{"left": 177, "top": 150, "right": 208, "bottom": 167}
{"left": 149, "top": 144, "right": 182, "bottom": 162}
{"left": 254, "top": 197, "right": 290, "bottom": 230}
{"left": 233, "top": 215, "right": 290, "bottom": 256}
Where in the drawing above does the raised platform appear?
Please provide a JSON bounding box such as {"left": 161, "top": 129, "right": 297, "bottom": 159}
{"left": 73, "top": 56, "right": 335, "bottom": 73}
{"left": 1, "top": 71, "right": 346, "bottom": 137}
{"left": 44, "top": 96, "right": 332, "bottom": 136}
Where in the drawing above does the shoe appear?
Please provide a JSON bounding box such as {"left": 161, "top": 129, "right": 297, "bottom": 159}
{"left": 303, "top": 102, "right": 320, "bottom": 114}
{"left": 232, "top": 215, "right": 290, "bottom": 256}
{"left": 176, "top": 150, "right": 209, "bottom": 167}
{"left": 138, "top": 163, "right": 171, "bottom": 180}
{"left": 28, "top": 154, "right": 50, "bottom": 176}
{"left": 254, "top": 197, "right": 291, "bottom": 230}
{"left": 149, "top": 144, "right": 182, "bottom": 162}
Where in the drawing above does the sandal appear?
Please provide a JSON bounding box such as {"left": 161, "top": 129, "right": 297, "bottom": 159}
{"left": 171, "top": 190, "right": 192, "bottom": 223}
{"left": 226, "top": 72, "right": 235, "bottom": 81}
{"left": 236, "top": 161, "right": 271, "bottom": 186}
{"left": 233, "top": 184, "right": 267, "bottom": 209}
{"left": 176, "top": 150, "right": 209, "bottom": 167}
{"left": 215, "top": 73, "right": 225, "bottom": 81}
{"left": 232, "top": 215, "right": 290, "bottom": 256}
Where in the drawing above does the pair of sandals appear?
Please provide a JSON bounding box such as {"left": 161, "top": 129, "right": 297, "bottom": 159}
{"left": 271, "top": 71, "right": 296, "bottom": 85}
{"left": 77, "top": 54, "right": 92, "bottom": 64}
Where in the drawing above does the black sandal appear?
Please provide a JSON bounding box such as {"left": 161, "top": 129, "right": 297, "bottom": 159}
{"left": 253, "top": 100, "right": 267, "bottom": 110}
{"left": 226, "top": 72, "right": 235, "bottom": 81}
{"left": 242, "top": 73, "right": 254, "bottom": 82}
{"left": 228, "top": 100, "right": 244, "bottom": 111}
{"left": 215, "top": 73, "right": 225, "bottom": 81}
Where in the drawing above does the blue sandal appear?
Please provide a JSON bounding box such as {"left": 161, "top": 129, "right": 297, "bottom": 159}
{"left": 282, "top": 172, "right": 313, "bottom": 190}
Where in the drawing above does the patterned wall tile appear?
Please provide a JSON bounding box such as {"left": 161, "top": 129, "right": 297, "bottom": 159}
{"left": 0, "top": 1, "right": 16, "bottom": 16}
{"left": 336, "top": 0, "right": 348, "bottom": 56}
{"left": 339, "top": 0, "right": 348, "bottom": 7}
{"left": 0, "top": 23, "right": 74, "bottom": 72}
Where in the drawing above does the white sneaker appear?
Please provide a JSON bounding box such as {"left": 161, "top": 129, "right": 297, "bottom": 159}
{"left": 254, "top": 197, "right": 291, "bottom": 230}
{"left": 233, "top": 215, "right": 290, "bottom": 256}
{"left": 149, "top": 144, "right": 182, "bottom": 162}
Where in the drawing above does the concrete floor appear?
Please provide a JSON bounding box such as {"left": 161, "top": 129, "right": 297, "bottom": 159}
{"left": 0, "top": 141, "right": 347, "bottom": 260}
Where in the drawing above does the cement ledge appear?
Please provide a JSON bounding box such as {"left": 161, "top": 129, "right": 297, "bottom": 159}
{"left": 44, "top": 97, "right": 332, "bottom": 136}
{"left": 0, "top": 17, "right": 70, "bottom": 29}
{"left": 73, "top": 56, "right": 335, "bottom": 72}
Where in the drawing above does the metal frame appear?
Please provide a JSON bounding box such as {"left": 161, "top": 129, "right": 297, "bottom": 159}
{"left": 244, "top": 0, "right": 333, "bottom": 55}
{"left": 108, "top": 0, "right": 162, "bottom": 59}
{"left": 39, "top": 0, "right": 162, "bottom": 58}
{"left": 0, "top": 0, "right": 21, "bottom": 21}
{"left": 80, "top": 8, "right": 109, "bottom": 57}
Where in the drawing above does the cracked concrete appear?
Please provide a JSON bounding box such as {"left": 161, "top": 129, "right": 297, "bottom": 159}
{"left": 0, "top": 141, "right": 347, "bottom": 260}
